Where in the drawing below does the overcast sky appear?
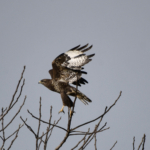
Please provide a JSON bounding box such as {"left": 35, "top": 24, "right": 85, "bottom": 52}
{"left": 0, "top": 1, "right": 150, "bottom": 150}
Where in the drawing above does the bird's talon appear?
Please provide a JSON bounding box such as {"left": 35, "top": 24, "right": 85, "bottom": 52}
{"left": 58, "top": 110, "right": 65, "bottom": 114}
{"left": 70, "top": 110, "right": 76, "bottom": 117}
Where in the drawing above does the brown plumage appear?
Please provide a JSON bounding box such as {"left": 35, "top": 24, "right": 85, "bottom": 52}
{"left": 39, "top": 44, "right": 95, "bottom": 116}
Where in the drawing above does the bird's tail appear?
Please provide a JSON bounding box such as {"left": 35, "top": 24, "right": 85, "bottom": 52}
{"left": 76, "top": 90, "right": 92, "bottom": 105}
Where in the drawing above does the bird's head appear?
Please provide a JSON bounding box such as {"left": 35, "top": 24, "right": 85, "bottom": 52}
{"left": 38, "top": 79, "right": 50, "bottom": 87}
{"left": 38, "top": 79, "right": 54, "bottom": 91}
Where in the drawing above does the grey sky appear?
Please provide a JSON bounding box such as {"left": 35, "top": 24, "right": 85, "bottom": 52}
{"left": 0, "top": 1, "right": 150, "bottom": 149}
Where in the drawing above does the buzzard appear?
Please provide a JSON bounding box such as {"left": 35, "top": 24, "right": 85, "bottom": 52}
{"left": 39, "top": 44, "right": 95, "bottom": 116}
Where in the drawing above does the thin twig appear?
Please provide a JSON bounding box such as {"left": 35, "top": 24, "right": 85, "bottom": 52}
{"left": 110, "top": 141, "right": 117, "bottom": 150}
{"left": 1, "top": 108, "right": 5, "bottom": 150}
{"left": 10, "top": 66, "right": 26, "bottom": 107}
{"left": 71, "top": 128, "right": 90, "bottom": 150}
{"left": 39, "top": 132, "right": 44, "bottom": 149}
{"left": 47, "top": 106, "right": 53, "bottom": 140}
{"left": 133, "top": 137, "right": 135, "bottom": 150}
{"left": 27, "top": 109, "right": 67, "bottom": 132}
{"left": 138, "top": 137, "right": 143, "bottom": 150}
{"left": 5, "top": 123, "right": 24, "bottom": 141}
{"left": 71, "top": 91, "right": 122, "bottom": 131}
{"left": 0, "top": 96, "right": 26, "bottom": 132}
{"left": 79, "top": 109, "right": 107, "bottom": 150}
{"left": 36, "top": 97, "right": 42, "bottom": 150}
{"left": 10, "top": 79, "right": 25, "bottom": 110}
{"left": 138, "top": 134, "right": 146, "bottom": 150}
{"left": 48, "top": 117, "right": 61, "bottom": 140}
{"left": 69, "top": 127, "right": 109, "bottom": 136}
{"left": 7, "top": 124, "right": 22, "bottom": 150}
{"left": 20, "top": 117, "right": 37, "bottom": 138}
{"left": 142, "top": 134, "right": 146, "bottom": 150}
{"left": 0, "top": 66, "right": 26, "bottom": 121}
{"left": 44, "top": 106, "right": 52, "bottom": 150}
{"left": 94, "top": 134, "right": 97, "bottom": 150}
{"left": 38, "top": 117, "right": 61, "bottom": 141}
{"left": 82, "top": 121, "right": 106, "bottom": 149}
{"left": 44, "top": 117, "right": 61, "bottom": 150}
{"left": 0, "top": 107, "right": 7, "bottom": 117}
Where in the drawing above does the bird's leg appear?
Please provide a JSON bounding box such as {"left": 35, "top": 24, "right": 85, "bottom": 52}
{"left": 58, "top": 105, "right": 65, "bottom": 114}
{"left": 69, "top": 107, "right": 75, "bottom": 117}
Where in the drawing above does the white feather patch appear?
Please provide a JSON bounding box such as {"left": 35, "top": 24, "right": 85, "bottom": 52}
{"left": 65, "top": 50, "right": 83, "bottom": 58}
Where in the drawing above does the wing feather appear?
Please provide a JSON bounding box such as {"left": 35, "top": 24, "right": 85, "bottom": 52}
{"left": 51, "top": 44, "right": 95, "bottom": 84}
{"left": 62, "top": 44, "right": 95, "bottom": 70}
{"left": 49, "top": 69, "right": 53, "bottom": 78}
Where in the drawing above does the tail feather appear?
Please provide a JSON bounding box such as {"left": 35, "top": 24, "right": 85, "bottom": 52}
{"left": 77, "top": 90, "right": 92, "bottom": 105}
{"left": 67, "top": 86, "right": 92, "bottom": 105}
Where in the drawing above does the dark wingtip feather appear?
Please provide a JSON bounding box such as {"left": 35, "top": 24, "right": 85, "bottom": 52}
{"left": 87, "top": 53, "right": 95, "bottom": 58}
{"left": 72, "top": 77, "right": 88, "bottom": 86}
{"left": 72, "top": 81, "right": 81, "bottom": 86}
{"left": 77, "top": 43, "right": 89, "bottom": 50}
{"left": 80, "top": 71, "right": 87, "bottom": 74}
{"left": 69, "top": 45, "right": 80, "bottom": 51}
{"left": 81, "top": 45, "right": 93, "bottom": 52}
{"left": 80, "top": 78, "right": 88, "bottom": 83}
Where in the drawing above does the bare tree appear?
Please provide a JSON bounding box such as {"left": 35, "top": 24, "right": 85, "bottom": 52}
{"left": 0, "top": 66, "right": 147, "bottom": 150}
{"left": 0, "top": 66, "right": 26, "bottom": 150}
{"left": 21, "top": 86, "right": 122, "bottom": 150}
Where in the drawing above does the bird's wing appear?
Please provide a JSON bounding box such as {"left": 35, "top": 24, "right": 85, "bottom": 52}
{"left": 72, "top": 77, "right": 88, "bottom": 86}
{"left": 49, "top": 69, "right": 88, "bottom": 86}
{"left": 62, "top": 44, "right": 95, "bottom": 70}
{"left": 52, "top": 44, "right": 95, "bottom": 83}
{"left": 49, "top": 69, "right": 53, "bottom": 79}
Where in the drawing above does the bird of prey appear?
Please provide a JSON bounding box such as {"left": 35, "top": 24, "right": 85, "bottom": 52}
{"left": 39, "top": 44, "right": 95, "bottom": 116}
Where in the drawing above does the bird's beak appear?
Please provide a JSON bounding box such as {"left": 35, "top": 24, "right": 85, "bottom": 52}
{"left": 38, "top": 81, "right": 42, "bottom": 84}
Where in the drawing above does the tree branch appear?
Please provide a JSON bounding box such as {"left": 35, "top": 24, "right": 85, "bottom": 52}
{"left": 71, "top": 91, "right": 122, "bottom": 131}
{"left": 0, "top": 95, "right": 26, "bottom": 132}
{"left": 71, "top": 128, "right": 90, "bottom": 150}
{"left": 133, "top": 137, "right": 135, "bottom": 150}
{"left": 7, "top": 124, "right": 22, "bottom": 150}
{"left": 20, "top": 117, "right": 37, "bottom": 138}
{"left": 110, "top": 141, "right": 117, "bottom": 150}
{"left": 94, "top": 134, "right": 97, "bottom": 150}
{"left": 5, "top": 123, "right": 24, "bottom": 141}
{"left": 27, "top": 109, "right": 66, "bottom": 132}
{"left": 0, "top": 66, "right": 26, "bottom": 121}
{"left": 137, "top": 134, "right": 146, "bottom": 150}
{"left": 1, "top": 108, "right": 5, "bottom": 150}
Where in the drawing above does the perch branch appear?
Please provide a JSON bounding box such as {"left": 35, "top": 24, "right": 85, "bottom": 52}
{"left": 71, "top": 91, "right": 122, "bottom": 131}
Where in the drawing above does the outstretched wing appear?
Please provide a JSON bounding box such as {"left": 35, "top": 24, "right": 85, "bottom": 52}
{"left": 49, "top": 69, "right": 88, "bottom": 86}
{"left": 51, "top": 44, "right": 95, "bottom": 84}
{"left": 62, "top": 44, "right": 95, "bottom": 70}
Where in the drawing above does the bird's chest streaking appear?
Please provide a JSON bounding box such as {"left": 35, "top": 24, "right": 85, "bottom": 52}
{"left": 53, "top": 80, "right": 68, "bottom": 93}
